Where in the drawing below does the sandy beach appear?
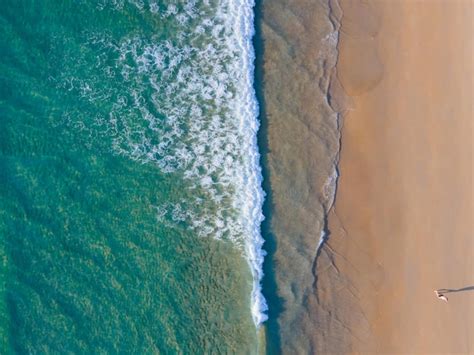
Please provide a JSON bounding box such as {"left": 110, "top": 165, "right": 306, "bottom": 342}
{"left": 256, "top": 0, "right": 342, "bottom": 351}
{"left": 315, "top": 0, "right": 473, "bottom": 353}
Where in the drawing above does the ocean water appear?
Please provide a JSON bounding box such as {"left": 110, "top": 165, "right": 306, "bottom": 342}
{"left": 0, "top": 0, "right": 266, "bottom": 352}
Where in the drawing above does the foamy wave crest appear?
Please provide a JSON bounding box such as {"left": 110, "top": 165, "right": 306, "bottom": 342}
{"left": 228, "top": 0, "right": 268, "bottom": 326}
{"left": 56, "top": 0, "right": 267, "bottom": 326}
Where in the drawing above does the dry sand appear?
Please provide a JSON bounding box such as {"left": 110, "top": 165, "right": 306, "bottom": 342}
{"left": 315, "top": 0, "right": 473, "bottom": 353}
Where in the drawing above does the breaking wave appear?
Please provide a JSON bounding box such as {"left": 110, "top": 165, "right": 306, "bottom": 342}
{"left": 55, "top": 0, "right": 267, "bottom": 326}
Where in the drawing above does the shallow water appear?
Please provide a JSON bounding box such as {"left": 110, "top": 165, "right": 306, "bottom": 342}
{"left": 0, "top": 0, "right": 265, "bottom": 352}
{"left": 256, "top": 0, "right": 341, "bottom": 351}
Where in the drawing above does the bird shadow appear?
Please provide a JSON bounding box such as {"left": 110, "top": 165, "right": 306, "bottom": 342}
{"left": 437, "top": 286, "right": 474, "bottom": 294}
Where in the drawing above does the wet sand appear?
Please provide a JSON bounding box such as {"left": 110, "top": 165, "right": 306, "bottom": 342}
{"left": 315, "top": 0, "right": 473, "bottom": 352}
{"left": 256, "top": 0, "right": 342, "bottom": 352}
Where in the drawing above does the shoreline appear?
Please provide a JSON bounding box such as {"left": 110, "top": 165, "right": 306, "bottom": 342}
{"left": 256, "top": 0, "right": 342, "bottom": 351}
{"left": 315, "top": 0, "right": 473, "bottom": 352}
{"left": 238, "top": 0, "right": 268, "bottom": 329}
{"left": 253, "top": 0, "right": 282, "bottom": 351}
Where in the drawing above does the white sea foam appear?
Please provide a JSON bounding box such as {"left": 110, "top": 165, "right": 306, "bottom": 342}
{"left": 227, "top": 0, "right": 268, "bottom": 325}
{"left": 322, "top": 166, "right": 339, "bottom": 210}
{"left": 317, "top": 229, "right": 327, "bottom": 250}
{"left": 57, "top": 0, "right": 268, "bottom": 327}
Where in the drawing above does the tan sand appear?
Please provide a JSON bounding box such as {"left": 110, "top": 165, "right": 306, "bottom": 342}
{"left": 318, "top": 0, "right": 473, "bottom": 352}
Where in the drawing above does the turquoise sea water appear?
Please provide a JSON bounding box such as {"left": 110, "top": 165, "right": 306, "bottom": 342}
{"left": 0, "top": 0, "right": 266, "bottom": 352}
